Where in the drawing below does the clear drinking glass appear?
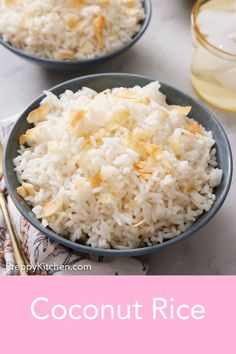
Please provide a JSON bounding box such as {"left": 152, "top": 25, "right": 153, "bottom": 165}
{"left": 191, "top": 0, "right": 236, "bottom": 112}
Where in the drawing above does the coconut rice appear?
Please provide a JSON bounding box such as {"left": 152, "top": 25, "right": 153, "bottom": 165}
{"left": 0, "top": 0, "right": 145, "bottom": 60}
{"left": 14, "top": 82, "right": 222, "bottom": 249}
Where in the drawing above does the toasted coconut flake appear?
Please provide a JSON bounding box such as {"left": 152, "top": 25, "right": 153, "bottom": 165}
{"left": 133, "top": 128, "right": 150, "bottom": 142}
{"left": 185, "top": 180, "right": 196, "bottom": 193}
{"left": 54, "top": 49, "right": 75, "bottom": 60}
{"left": 133, "top": 219, "right": 147, "bottom": 228}
{"left": 81, "top": 137, "right": 92, "bottom": 151}
{"left": 69, "top": 0, "right": 84, "bottom": 7}
{"left": 125, "top": 200, "right": 136, "bottom": 209}
{"left": 4, "top": 0, "right": 15, "bottom": 4}
{"left": 19, "top": 128, "right": 35, "bottom": 145}
{"left": 139, "top": 96, "right": 151, "bottom": 105}
{"left": 110, "top": 33, "right": 119, "bottom": 40}
{"left": 168, "top": 136, "right": 181, "bottom": 155}
{"left": 161, "top": 159, "right": 173, "bottom": 174}
{"left": 39, "top": 196, "right": 63, "bottom": 218}
{"left": 144, "top": 144, "right": 162, "bottom": 159}
{"left": 19, "top": 134, "right": 27, "bottom": 145}
{"left": 93, "top": 15, "right": 105, "bottom": 48}
{"left": 98, "top": 0, "right": 110, "bottom": 6}
{"left": 140, "top": 172, "right": 152, "bottom": 180}
{"left": 65, "top": 14, "right": 79, "bottom": 29}
{"left": 93, "top": 131, "right": 104, "bottom": 145}
{"left": 90, "top": 173, "right": 102, "bottom": 188}
{"left": 80, "top": 42, "right": 94, "bottom": 55}
{"left": 69, "top": 110, "right": 85, "bottom": 130}
{"left": 22, "top": 182, "right": 35, "bottom": 196}
{"left": 123, "top": 0, "right": 137, "bottom": 7}
{"left": 185, "top": 121, "right": 203, "bottom": 134}
{"left": 17, "top": 186, "right": 28, "bottom": 198}
{"left": 130, "top": 140, "right": 162, "bottom": 161}
{"left": 27, "top": 103, "right": 50, "bottom": 124}
{"left": 133, "top": 162, "right": 142, "bottom": 172}
{"left": 133, "top": 163, "right": 152, "bottom": 180}
{"left": 125, "top": 134, "right": 148, "bottom": 158}
{"left": 17, "top": 182, "right": 35, "bottom": 198}
{"left": 170, "top": 105, "right": 192, "bottom": 116}
{"left": 159, "top": 108, "right": 170, "bottom": 120}
{"left": 109, "top": 108, "right": 136, "bottom": 130}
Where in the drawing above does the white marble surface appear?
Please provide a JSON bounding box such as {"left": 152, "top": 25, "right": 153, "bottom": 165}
{"left": 0, "top": 0, "right": 235, "bottom": 274}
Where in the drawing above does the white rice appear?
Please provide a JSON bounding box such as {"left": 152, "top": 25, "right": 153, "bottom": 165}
{"left": 14, "top": 82, "right": 222, "bottom": 249}
{"left": 0, "top": 0, "right": 145, "bottom": 60}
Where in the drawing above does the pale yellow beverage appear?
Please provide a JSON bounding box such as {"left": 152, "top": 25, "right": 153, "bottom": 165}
{"left": 191, "top": 0, "right": 236, "bottom": 112}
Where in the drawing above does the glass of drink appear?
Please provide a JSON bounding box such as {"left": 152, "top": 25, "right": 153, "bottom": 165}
{"left": 191, "top": 0, "right": 236, "bottom": 112}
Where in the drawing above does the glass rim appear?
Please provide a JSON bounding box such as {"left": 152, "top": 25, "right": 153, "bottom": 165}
{"left": 191, "top": 0, "right": 236, "bottom": 59}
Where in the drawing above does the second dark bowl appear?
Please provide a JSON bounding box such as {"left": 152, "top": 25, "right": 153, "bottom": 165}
{"left": 0, "top": 0, "right": 151, "bottom": 70}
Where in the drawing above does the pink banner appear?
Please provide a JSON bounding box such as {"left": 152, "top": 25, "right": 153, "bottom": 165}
{"left": 1, "top": 277, "right": 235, "bottom": 353}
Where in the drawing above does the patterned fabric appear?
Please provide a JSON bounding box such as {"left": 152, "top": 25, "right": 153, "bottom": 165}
{"left": 0, "top": 116, "right": 148, "bottom": 276}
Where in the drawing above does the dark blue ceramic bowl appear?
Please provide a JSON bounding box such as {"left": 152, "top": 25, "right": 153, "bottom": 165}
{"left": 3, "top": 73, "right": 233, "bottom": 256}
{"left": 0, "top": 0, "right": 151, "bottom": 70}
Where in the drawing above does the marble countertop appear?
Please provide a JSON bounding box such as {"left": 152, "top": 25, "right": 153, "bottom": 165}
{"left": 0, "top": 0, "right": 235, "bottom": 274}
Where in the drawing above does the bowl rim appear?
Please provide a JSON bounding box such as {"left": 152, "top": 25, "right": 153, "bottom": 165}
{"left": 0, "top": 0, "right": 152, "bottom": 67}
{"left": 3, "top": 72, "right": 233, "bottom": 256}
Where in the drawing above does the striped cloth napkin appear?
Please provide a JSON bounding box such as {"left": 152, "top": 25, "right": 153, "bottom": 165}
{"left": 0, "top": 115, "right": 147, "bottom": 276}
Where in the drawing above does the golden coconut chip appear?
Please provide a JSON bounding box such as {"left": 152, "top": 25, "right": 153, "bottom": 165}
{"left": 81, "top": 137, "right": 92, "bottom": 151}
{"left": 133, "top": 162, "right": 152, "bottom": 180}
{"left": 133, "top": 219, "right": 147, "bottom": 228}
{"left": 17, "top": 182, "right": 35, "bottom": 198}
{"left": 69, "top": 0, "right": 84, "bottom": 7}
{"left": 4, "top": 0, "right": 16, "bottom": 4}
{"left": 90, "top": 173, "right": 102, "bottom": 188}
{"left": 168, "top": 135, "right": 181, "bottom": 156}
{"left": 17, "top": 186, "right": 28, "bottom": 198}
{"left": 69, "top": 110, "right": 85, "bottom": 130}
{"left": 125, "top": 200, "right": 136, "bottom": 210}
{"left": 19, "top": 128, "right": 36, "bottom": 145}
{"left": 125, "top": 133, "right": 148, "bottom": 158}
{"left": 80, "top": 42, "right": 94, "bottom": 55}
{"left": 169, "top": 105, "right": 192, "bottom": 116}
{"left": 108, "top": 108, "right": 136, "bottom": 131}
{"left": 93, "top": 130, "right": 105, "bottom": 145}
{"left": 27, "top": 103, "right": 50, "bottom": 124}
{"left": 109, "top": 33, "right": 119, "bottom": 40}
{"left": 98, "top": 0, "right": 110, "bottom": 6}
{"left": 93, "top": 15, "right": 105, "bottom": 48}
{"left": 132, "top": 128, "right": 150, "bottom": 143}
{"left": 54, "top": 49, "right": 75, "bottom": 61}
{"left": 65, "top": 14, "right": 79, "bottom": 29}
{"left": 39, "top": 196, "right": 63, "bottom": 218}
{"left": 144, "top": 144, "right": 162, "bottom": 159}
{"left": 185, "top": 180, "right": 196, "bottom": 193}
{"left": 138, "top": 96, "right": 151, "bottom": 105}
{"left": 123, "top": 0, "right": 138, "bottom": 7}
{"left": 185, "top": 121, "right": 203, "bottom": 134}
